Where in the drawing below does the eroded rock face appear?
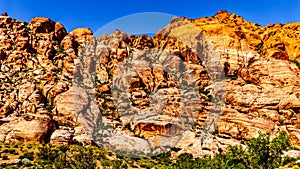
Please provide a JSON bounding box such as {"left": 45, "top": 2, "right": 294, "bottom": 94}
{"left": 0, "top": 15, "right": 92, "bottom": 144}
{"left": 261, "top": 23, "right": 300, "bottom": 60}
{"left": 55, "top": 22, "right": 67, "bottom": 42}
{"left": 103, "top": 131, "right": 152, "bottom": 155}
{"left": 89, "top": 12, "right": 300, "bottom": 157}
{"left": 69, "top": 28, "right": 93, "bottom": 52}
{"left": 53, "top": 86, "right": 101, "bottom": 145}
{"left": 1, "top": 11, "right": 300, "bottom": 159}
{"left": 2, "top": 114, "right": 55, "bottom": 143}
{"left": 192, "top": 10, "right": 300, "bottom": 75}
{"left": 50, "top": 127, "right": 73, "bottom": 144}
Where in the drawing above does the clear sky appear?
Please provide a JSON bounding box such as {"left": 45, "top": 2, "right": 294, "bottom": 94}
{"left": 1, "top": 0, "right": 299, "bottom": 37}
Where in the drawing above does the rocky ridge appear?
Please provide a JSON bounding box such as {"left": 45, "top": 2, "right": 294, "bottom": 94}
{"left": 0, "top": 10, "right": 300, "bottom": 158}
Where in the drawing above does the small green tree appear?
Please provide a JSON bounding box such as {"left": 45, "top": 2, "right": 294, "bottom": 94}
{"left": 169, "top": 131, "right": 292, "bottom": 169}
{"left": 246, "top": 131, "right": 291, "bottom": 169}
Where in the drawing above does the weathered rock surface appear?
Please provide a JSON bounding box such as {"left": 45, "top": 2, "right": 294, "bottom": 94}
{"left": 1, "top": 114, "right": 55, "bottom": 143}
{"left": 102, "top": 131, "right": 152, "bottom": 155}
{"left": 0, "top": 15, "right": 93, "bottom": 144}
{"left": 50, "top": 126, "right": 73, "bottom": 144}
{"left": 1, "top": 10, "right": 300, "bottom": 159}
{"left": 53, "top": 86, "right": 101, "bottom": 145}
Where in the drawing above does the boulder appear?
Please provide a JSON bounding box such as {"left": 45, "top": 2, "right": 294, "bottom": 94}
{"left": 50, "top": 127, "right": 73, "bottom": 144}
{"left": 103, "top": 131, "right": 151, "bottom": 156}
{"left": 28, "top": 17, "right": 55, "bottom": 34}
{"left": 70, "top": 28, "right": 93, "bottom": 45}
{"left": 4, "top": 114, "right": 55, "bottom": 143}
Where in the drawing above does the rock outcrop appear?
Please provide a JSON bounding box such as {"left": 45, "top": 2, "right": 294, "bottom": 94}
{"left": 1, "top": 10, "right": 300, "bottom": 158}
{"left": 0, "top": 15, "right": 94, "bottom": 144}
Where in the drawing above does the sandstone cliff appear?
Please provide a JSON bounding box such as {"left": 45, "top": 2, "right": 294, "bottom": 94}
{"left": 0, "top": 10, "right": 300, "bottom": 158}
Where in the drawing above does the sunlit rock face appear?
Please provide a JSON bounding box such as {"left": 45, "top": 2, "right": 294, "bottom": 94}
{"left": 1, "top": 10, "right": 300, "bottom": 158}
{"left": 0, "top": 15, "right": 83, "bottom": 143}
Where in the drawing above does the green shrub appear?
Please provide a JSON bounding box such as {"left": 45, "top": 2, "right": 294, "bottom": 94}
{"left": 2, "top": 148, "right": 9, "bottom": 153}
{"left": 246, "top": 131, "right": 291, "bottom": 168}
{"left": 290, "top": 59, "right": 300, "bottom": 69}
{"left": 36, "top": 144, "right": 58, "bottom": 162}
{"left": 35, "top": 144, "right": 97, "bottom": 168}
{"left": 8, "top": 148, "right": 17, "bottom": 154}
{"left": 21, "top": 158, "right": 32, "bottom": 167}
{"left": 19, "top": 151, "right": 34, "bottom": 161}
{"left": 168, "top": 131, "right": 293, "bottom": 169}
{"left": 0, "top": 131, "right": 295, "bottom": 169}
{"left": 68, "top": 146, "right": 96, "bottom": 168}
{"left": 2, "top": 155, "right": 9, "bottom": 160}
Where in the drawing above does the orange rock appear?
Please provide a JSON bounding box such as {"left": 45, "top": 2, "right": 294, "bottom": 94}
{"left": 214, "top": 10, "right": 231, "bottom": 21}
{"left": 1, "top": 10, "right": 300, "bottom": 159}
{"left": 28, "top": 17, "right": 55, "bottom": 34}
{"left": 261, "top": 22, "right": 300, "bottom": 60}
{"left": 55, "top": 22, "right": 67, "bottom": 42}
{"left": 70, "top": 27, "right": 93, "bottom": 44}
{"left": 4, "top": 114, "right": 55, "bottom": 143}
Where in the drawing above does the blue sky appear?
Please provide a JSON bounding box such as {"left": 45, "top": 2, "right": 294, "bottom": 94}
{"left": 1, "top": 0, "right": 299, "bottom": 37}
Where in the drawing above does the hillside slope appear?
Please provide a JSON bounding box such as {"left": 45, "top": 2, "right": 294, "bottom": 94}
{"left": 0, "top": 10, "right": 300, "bottom": 158}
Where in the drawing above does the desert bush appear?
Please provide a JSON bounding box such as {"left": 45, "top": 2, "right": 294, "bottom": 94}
{"left": 19, "top": 151, "right": 34, "bottom": 161}
{"left": 0, "top": 131, "right": 295, "bottom": 169}
{"left": 169, "top": 131, "right": 293, "bottom": 169}
{"left": 21, "top": 158, "right": 32, "bottom": 167}
{"left": 1, "top": 155, "right": 9, "bottom": 160}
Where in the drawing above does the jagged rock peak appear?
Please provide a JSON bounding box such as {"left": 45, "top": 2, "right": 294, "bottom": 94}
{"left": 1, "top": 12, "right": 8, "bottom": 16}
